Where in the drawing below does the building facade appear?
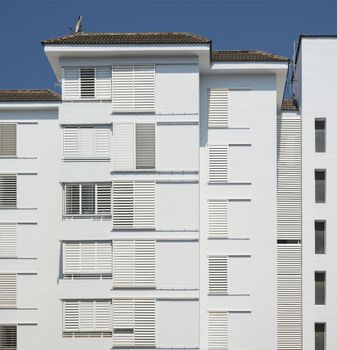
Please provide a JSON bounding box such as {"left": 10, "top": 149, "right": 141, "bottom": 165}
{"left": 0, "top": 32, "right": 335, "bottom": 350}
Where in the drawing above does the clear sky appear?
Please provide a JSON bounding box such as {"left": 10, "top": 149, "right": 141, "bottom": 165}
{"left": 0, "top": 0, "right": 337, "bottom": 95}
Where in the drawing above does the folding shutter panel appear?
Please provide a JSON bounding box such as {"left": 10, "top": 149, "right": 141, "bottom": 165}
{"left": 79, "top": 128, "right": 94, "bottom": 157}
{"left": 208, "top": 256, "right": 228, "bottom": 295}
{"left": 113, "top": 240, "right": 135, "bottom": 288}
{"left": 113, "top": 123, "right": 135, "bottom": 170}
{"left": 79, "top": 301, "right": 96, "bottom": 330}
{"left": 81, "top": 184, "right": 95, "bottom": 215}
{"left": 208, "top": 200, "right": 228, "bottom": 237}
{"left": 112, "top": 182, "right": 134, "bottom": 229}
{"left": 134, "top": 182, "right": 155, "bottom": 229}
{"left": 134, "top": 65, "right": 155, "bottom": 112}
{"left": 64, "top": 184, "right": 80, "bottom": 215}
{"left": 80, "top": 68, "right": 95, "bottom": 99}
{"left": 277, "top": 244, "right": 302, "bottom": 275}
{"left": 112, "top": 298, "right": 135, "bottom": 347}
{"left": 0, "top": 123, "right": 16, "bottom": 156}
{"left": 0, "top": 274, "right": 16, "bottom": 308}
{"left": 80, "top": 242, "right": 97, "bottom": 272}
{"left": 208, "top": 311, "right": 229, "bottom": 350}
{"left": 0, "top": 174, "right": 17, "bottom": 208}
{"left": 63, "top": 67, "right": 80, "bottom": 100}
{"left": 136, "top": 123, "right": 155, "bottom": 169}
{"left": 96, "top": 242, "right": 112, "bottom": 272}
{"left": 0, "top": 223, "right": 16, "bottom": 257}
{"left": 64, "top": 242, "right": 81, "bottom": 273}
{"left": 96, "top": 184, "right": 112, "bottom": 215}
{"left": 0, "top": 325, "right": 17, "bottom": 350}
{"left": 94, "top": 300, "right": 111, "bottom": 331}
{"left": 134, "top": 299, "right": 155, "bottom": 348}
{"left": 209, "top": 146, "right": 228, "bottom": 183}
{"left": 95, "top": 67, "right": 112, "bottom": 99}
{"left": 64, "top": 128, "right": 79, "bottom": 157}
{"left": 208, "top": 89, "right": 229, "bottom": 128}
{"left": 112, "top": 65, "right": 134, "bottom": 113}
{"left": 95, "top": 128, "right": 110, "bottom": 157}
{"left": 135, "top": 241, "right": 155, "bottom": 288}
{"left": 64, "top": 301, "right": 80, "bottom": 331}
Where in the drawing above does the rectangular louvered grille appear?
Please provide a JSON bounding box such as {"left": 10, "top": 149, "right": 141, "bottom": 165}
{"left": 0, "top": 123, "right": 16, "bottom": 157}
{"left": 208, "top": 200, "right": 228, "bottom": 237}
{"left": 208, "top": 256, "right": 228, "bottom": 295}
{"left": 277, "top": 244, "right": 301, "bottom": 275}
{"left": 113, "top": 123, "right": 135, "bottom": 170}
{"left": 95, "top": 67, "right": 112, "bottom": 99}
{"left": 208, "top": 311, "right": 228, "bottom": 350}
{"left": 209, "top": 146, "right": 228, "bottom": 183}
{"left": 0, "top": 223, "right": 16, "bottom": 257}
{"left": 0, "top": 274, "right": 16, "bottom": 308}
{"left": 80, "top": 68, "right": 95, "bottom": 99}
{"left": 208, "top": 89, "right": 229, "bottom": 128}
{"left": 0, "top": 175, "right": 16, "bottom": 208}
{"left": 0, "top": 325, "right": 17, "bottom": 350}
{"left": 63, "top": 67, "right": 80, "bottom": 100}
{"left": 136, "top": 124, "right": 155, "bottom": 169}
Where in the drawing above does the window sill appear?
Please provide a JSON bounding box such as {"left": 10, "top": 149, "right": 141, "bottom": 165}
{"left": 63, "top": 157, "right": 111, "bottom": 162}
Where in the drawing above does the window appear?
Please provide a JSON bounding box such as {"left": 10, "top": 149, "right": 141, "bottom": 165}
{"left": 0, "top": 175, "right": 16, "bottom": 208}
{"left": 315, "top": 221, "right": 325, "bottom": 254}
{"left": 64, "top": 183, "right": 111, "bottom": 218}
{"left": 62, "top": 66, "right": 111, "bottom": 100}
{"left": 0, "top": 224, "right": 16, "bottom": 257}
{"left": 315, "top": 170, "right": 326, "bottom": 203}
{"left": 208, "top": 312, "right": 228, "bottom": 350}
{"left": 208, "top": 256, "right": 228, "bottom": 295}
{"left": 63, "top": 127, "right": 111, "bottom": 158}
{"left": 208, "top": 145, "right": 228, "bottom": 183}
{"left": 0, "top": 123, "right": 16, "bottom": 157}
{"left": 0, "top": 274, "right": 16, "bottom": 308}
{"left": 0, "top": 325, "right": 16, "bottom": 350}
{"left": 113, "top": 123, "right": 155, "bottom": 170}
{"left": 208, "top": 89, "right": 229, "bottom": 128}
{"left": 315, "top": 119, "right": 326, "bottom": 153}
{"left": 315, "top": 323, "right": 325, "bottom": 350}
{"left": 208, "top": 200, "right": 228, "bottom": 237}
{"left": 112, "top": 65, "right": 155, "bottom": 113}
{"left": 112, "top": 181, "right": 155, "bottom": 229}
{"left": 315, "top": 271, "right": 326, "bottom": 305}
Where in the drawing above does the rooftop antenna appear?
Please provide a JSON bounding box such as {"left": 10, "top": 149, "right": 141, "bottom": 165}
{"left": 69, "top": 16, "right": 83, "bottom": 34}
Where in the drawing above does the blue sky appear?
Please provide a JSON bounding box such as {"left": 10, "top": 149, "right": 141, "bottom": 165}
{"left": 0, "top": 0, "right": 337, "bottom": 95}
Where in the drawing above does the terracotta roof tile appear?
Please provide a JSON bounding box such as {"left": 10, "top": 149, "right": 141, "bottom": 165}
{"left": 282, "top": 98, "right": 299, "bottom": 111}
{"left": 212, "top": 50, "right": 289, "bottom": 62}
{"left": 0, "top": 90, "right": 61, "bottom": 102}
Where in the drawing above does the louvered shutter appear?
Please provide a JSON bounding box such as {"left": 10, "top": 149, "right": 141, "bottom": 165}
{"left": 113, "top": 123, "right": 135, "bottom": 170}
{"left": 136, "top": 124, "right": 155, "bottom": 169}
{"left": 80, "top": 301, "right": 96, "bottom": 330}
{"left": 0, "top": 123, "right": 16, "bottom": 157}
{"left": 64, "top": 184, "right": 80, "bottom": 215}
{"left": 277, "top": 244, "right": 301, "bottom": 275}
{"left": 94, "top": 300, "right": 111, "bottom": 331}
{"left": 134, "top": 299, "right": 155, "bottom": 348}
{"left": 133, "top": 65, "right": 155, "bottom": 112}
{"left": 64, "top": 242, "right": 81, "bottom": 273}
{"left": 64, "top": 128, "right": 79, "bottom": 157}
{"left": 95, "top": 67, "right": 112, "bottom": 99}
{"left": 81, "top": 184, "right": 95, "bottom": 215}
{"left": 0, "top": 174, "right": 17, "bottom": 208}
{"left": 97, "top": 184, "right": 112, "bottom": 215}
{"left": 95, "top": 127, "right": 110, "bottom": 157}
{"left": 209, "top": 146, "right": 228, "bottom": 183}
{"left": 64, "top": 301, "right": 80, "bottom": 331}
{"left": 80, "top": 68, "right": 95, "bottom": 99}
{"left": 0, "top": 274, "right": 16, "bottom": 308}
{"left": 208, "top": 200, "right": 228, "bottom": 237}
{"left": 112, "top": 182, "right": 134, "bottom": 229}
{"left": 79, "top": 128, "right": 94, "bottom": 156}
{"left": 134, "top": 182, "right": 155, "bottom": 229}
{"left": 113, "top": 240, "right": 135, "bottom": 288}
{"left": 208, "top": 311, "right": 228, "bottom": 350}
{"left": 135, "top": 240, "right": 155, "bottom": 288}
{"left": 0, "top": 223, "right": 16, "bottom": 257}
{"left": 0, "top": 325, "right": 17, "bottom": 350}
{"left": 112, "top": 65, "right": 134, "bottom": 113}
{"left": 63, "top": 67, "right": 80, "bottom": 100}
{"left": 208, "top": 89, "right": 229, "bottom": 128}
{"left": 208, "top": 256, "right": 228, "bottom": 295}
{"left": 112, "top": 298, "right": 135, "bottom": 347}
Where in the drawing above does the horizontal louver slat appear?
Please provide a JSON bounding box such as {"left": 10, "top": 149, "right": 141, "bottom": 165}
{"left": 63, "top": 67, "right": 80, "bottom": 100}
{"left": 0, "top": 223, "right": 16, "bottom": 257}
{"left": 208, "top": 200, "right": 228, "bottom": 237}
{"left": 209, "top": 146, "right": 228, "bottom": 183}
{"left": 0, "top": 174, "right": 17, "bottom": 208}
{"left": 0, "top": 325, "right": 17, "bottom": 350}
{"left": 0, "top": 274, "right": 16, "bottom": 308}
{"left": 0, "top": 123, "right": 16, "bottom": 157}
{"left": 208, "top": 256, "right": 228, "bottom": 295}
{"left": 136, "top": 123, "right": 156, "bottom": 169}
{"left": 208, "top": 311, "right": 228, "bottom": 350}
{"left": 208, "top": 89, "right": 229, "bottom": 128}
{"left": 113, "top": 123, "right": 135, "bottom": 171}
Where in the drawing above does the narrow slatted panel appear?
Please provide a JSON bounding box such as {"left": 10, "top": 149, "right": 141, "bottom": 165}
{"left": 64, "top": 184, "right": 80, "bottom": 215}
{"left": 0, "top": 325, "right": 17, "bottom": 349}
{"left": 64, "top": 301, "right": 80, "bottom": 331}
{"left": 135, "top": 241, "right": 155, "bottom": 288}
{"left": 208, "top": 89, "right": 229, "bottom": 128}
{"left": 97, "top": 184, "right": 112, "bottom": 215}
{"left": 208, "top": 311, "right": 228, "bottom": 350}
{"left": 112, "top": 298, "right": 135, "bottom": 347}
{"left": 208, "top": 200, "right": 228, "bottom": 237}
{"left": 0, "top": 174, "right": 17, "bottom": 208}
{"left": 95, "top": 67, "right": 112, "bottom": 99}
{"left": 113, "top": 123, "right": 135, "bottom": 170}
{"left": 113, "top": 240, "right": 135, "bottom": 288}
{"left": 63, "top": 67, "right": 80, "bottom": 100}
{"left": 209, "top": 146, "right": 228, "bottom": 183}
{"left": 0, "top": 123, "right": 16, "bottom": 157}
{"left": 277, "top": 244, "right": 302, "bottom": 275}
{"left": 81, "top": 184, "right": 95, "bottom": 215}
{"left": 134, "top": 299, "right": 155, "bottom": 348}
{"left": 134, "top": 182, "right": 155, "bottom": 229}
{"left": 112, "top": 182, "right": 134, "bottom": 229}
{"left": 0, "top": 274, "right": 16, "bottom": 308}
{"left": 136, "top": 123, "right": 155, "bottom": 169}
{"left": 64, "top": 128, "right": 79, "bottom": 157}
{"left": 96, "top": 242, "right": 112, "bottom": 272}
{"left": 0, "top": 223, "right": 16, "bottom": 257}
{"left": 80, "top": 68, "right": 95, "bottom": 99}
{"left": 208, "top": 256, "right": 228, "bottom": 295}
{"left": 95, "top": 128, "right": 110, "bottom": 157}
{"left": 79, "top": 128, "right": 94, "bottom": 156}
{"left": 80, "top": 301, "right": 96, "bottom": 330}
{"left": 112, "top": 65, "right": 134, "bottom": 113}
{"left": 95, "top": 300, "right": 111, "bottom": 331}
{"left": 64, "top": 242, "right": 81, "bottom": 273}
{"left": 134, "top": 65, "right": 155, "bottom": 112}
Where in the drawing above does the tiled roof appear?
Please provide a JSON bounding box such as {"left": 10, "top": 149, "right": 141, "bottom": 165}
{"left": 282, "top": 98, "right": 299, "bottom": 111}
{"left": 212, "top": 50, "right": 289, "bottom": 62}
{"left": 0, "top": 90, "right": 61, "bottom": 102}
{"left": 42, "top": 32, "right": 211, "bottom": 45}
{"left": 300, "top": 34, "right": 337, "bottom": 39}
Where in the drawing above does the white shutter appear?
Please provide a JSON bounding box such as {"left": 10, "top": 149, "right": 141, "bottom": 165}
{"left": 209, "top": 146, "right": 228, "bottom": 183}
{"left": 97, "top": 183, "right": 112, "bottom": 215}
{"left": 64, "top": 184, "right": 80, "bottom": 215}
{"left": 112, "top": 298, "right": 135, "bottom": 347}
{"left": 208, "top": 256, "right": 228, "bottom": 295}
{"left": 277, "top": 244, "right": 301, "bottom": 275}
{"left": 0, "top": 174, "right": 17, "bottom": 208}
{"left": 112, "top": 65, "right": 134, "bottom": 113}
{"left": 134, "top": 299, "right": 155, "bottom": 348}
{"left": 112, "top": 182, "right": 134, "bottom": 229}
{"left": 80, "top": 68, "right": 95, "bottom": 99}
{"left": 135, "top": 241, "right": 155, "bottom": 288}
{"left": 113, "top": 123, "right": 135, "bottom": 170}
{"left": 0, "top": 325, "right": 17, "bottom": 349}
{"left": 64, "top": 242, "right": 81, "bottom": 273}
{"left": 80, "top": 301, "right": 96, "bottom": 330}
{"left": 208, "top": 311, "right": 228, "bottom": 350}
{"left": 79, "top": 127, "right": 94, "bottom": 156}
{"left": 113, "top": 240, "right": 135, "bottom": 288}
{"left": 208, "top": 89, "right": 229, "bottom": 128}
{"left": 0, "top": 223, "right": 16, "bottom": 257}
{"left": 0, "top": 274, "right": 16, "bottom": 308}
{"left": 95, "top": 300, "right": 111, "bottom": 331}
{"left": 63, "top": 67, "right": 80, "bottom": 100}
{"left": 64, "top": 128, "right": 79, "bottom": 157}
{"left": 134, "top": 65, "right": 155, "bottom": 112}
{"left": 95, "top": 67, "right": 112, "bottom": 99}
{"left": 208, "top": 200, "right": 228, "bottom": 237}
{"left": 95, "top": 127, "right": 110, "bottom": 157}
{"left": 136, "top": 123, "right": 156, "bottom": 169}
{"left": 63, "top": 301, "right": 80, "bottom": 331}
{"left": 0, "top": 123, "right": 16, "bottom": 157}
{"left": 134, "top": 182, "right": 155, "bottom": 229}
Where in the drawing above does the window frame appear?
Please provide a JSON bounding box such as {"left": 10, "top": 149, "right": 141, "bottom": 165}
{"left": 315, "top": 220, "right": 326, "bottom": 254}
{"left": 315, "top": 271, "right": 326, "bottom": 305}
{"left": 315, "top": 169, "right": 326, "bottom": 203}
{"left": 315, "top": 118, "right": 326, "bottom": 153}
{"left": 315, "top": 323, "right": 326, "bottom": 350}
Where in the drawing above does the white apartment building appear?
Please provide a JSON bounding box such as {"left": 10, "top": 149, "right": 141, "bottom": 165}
{"left": 0, "top": 31, "right": 335, "bottom": 350}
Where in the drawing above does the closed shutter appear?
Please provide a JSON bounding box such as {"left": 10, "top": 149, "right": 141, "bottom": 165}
{"left": 208, "top": 89, "right": 229, "bottom": 128}
{"left": 134, "top": 65, "right": 155, "bottom": 112}
{"left": 63, "top": 301, "right": 80, "bottom": 331}
{"left": 134, "top": 299, "right": 155, "bottom": 348}
{"left": 95, "top": 67, "right": 112, "bottom": 99}
{"left": 63, "top": 67, "right": 80, "bottom": 100}
{"left": 80, "top": 68, "right": 95, "bottom": 99}
{"left": 208, "top": 200, "right": 228, "bottom": 237}
{"left": 208, "top": 311, "right": 228, "bottom": 350}
{"left": 97, "top": 184, "right": 112, "bottom": 215}
{"left": 277, "top": 244, "right": 301, "bottom": 275}
{"left": 79, "top": 127, "right": 94, "bottom": 156}
{"left": 95, "top": 127, "right": 110, "bottom": 157}
{"left": 64, "top": 128, "right": 79, "bottom": 157}
{"left": 209, "top": 146, "right": 228, "bottom": 183}
{"left": 0, "top": 174, "right": 17, "bottom": 208}
{"left": 0, "top": 274, "right": 16, "bottom": 308}
{"left": 134, "top": 182, "right": 155, "bottom": 229}
{"left": 113, "top": 123, "right": 135, "bottom": 170}
{"left": 136, "top": 124, "right": 155, "bottom": 169}
{"left": 112, "top": 182, "right": 134, "bottom": 229}
{"left": 0, "top": 325, "right": 17, "bottom": 350}
{"left": 135, "top": 240, "right": 156, "bottom": 288}
{"left": 0, "top": 223, "right": 16, "bottom": 257}
{"left": 0, "top": 123, "right": 16, "bottom": 157}
{"left": 208, "top": 256, "right": 228, "bottom": 295}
